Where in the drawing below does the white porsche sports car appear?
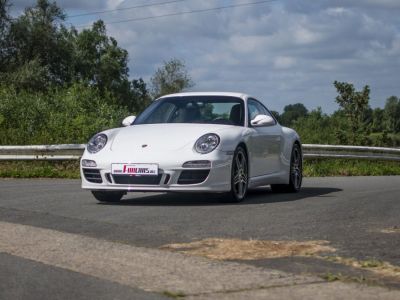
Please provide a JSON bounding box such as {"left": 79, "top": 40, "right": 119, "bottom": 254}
{"left": 81, "top": 92, "right": 302, "bottom": 203}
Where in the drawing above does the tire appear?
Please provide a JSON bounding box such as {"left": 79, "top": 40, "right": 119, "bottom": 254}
{"left": 220, "top": 146, "right": 248, "bottom": 203}
{"left": 91, "top": 191, "right": 124, "bottom": 203}
{"left": 271, "top": 143, "right": 302, "bottom": 193}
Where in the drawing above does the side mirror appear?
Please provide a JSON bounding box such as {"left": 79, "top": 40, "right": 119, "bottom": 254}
{"left": 122, "top": 115, "right": 136, "bottom": 127}
{"left": 251, "top": 114, "right": 275, "bottom": 127}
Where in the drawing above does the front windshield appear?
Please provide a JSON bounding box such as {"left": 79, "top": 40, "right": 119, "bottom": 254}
{"left": 134, "top": 96, "right": 245, "bottom": 126}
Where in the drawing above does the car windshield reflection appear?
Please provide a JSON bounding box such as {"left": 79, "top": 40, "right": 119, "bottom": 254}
{"left": 134, "top": 96, "right": 245, "bottom": 126}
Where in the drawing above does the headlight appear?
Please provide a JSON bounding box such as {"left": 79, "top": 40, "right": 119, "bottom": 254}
{"left": 87, "top": 133, "right": 108, "bottom": 154}
{"left": 195, "top": 133, "right": 220, "bottom": 154}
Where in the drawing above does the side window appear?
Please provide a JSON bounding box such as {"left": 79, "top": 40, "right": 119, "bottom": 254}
{"left": 248, "top": 100, "right": 261, "bottom": 121}
{"left": 247, "top": 98, "right": 276, "bottom": 126}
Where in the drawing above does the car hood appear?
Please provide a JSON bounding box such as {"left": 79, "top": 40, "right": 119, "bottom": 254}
{"left": 110, "top": 123, "right": 237, "bottom": 152}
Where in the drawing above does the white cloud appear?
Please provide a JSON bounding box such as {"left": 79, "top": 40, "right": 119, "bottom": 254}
{"left": 10, "top": 0, "right": 400, "bottom": 113}
{"left": 274, "top": 56, "right": 296, "bottom": 69}
{"left": 105, "top": 0, "right": 400, "bottom": 112}
{"left": 106, "top": 0, "right": 124, "bottom": 10}
{"left": 292, "top": 26, "right": 321, "bottom": 45}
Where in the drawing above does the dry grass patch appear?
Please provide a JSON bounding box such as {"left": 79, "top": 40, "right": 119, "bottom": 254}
{"left": 380, "top": 226, "right": 400, "bottom": 234}
{"left": 162, "top": 238, "right": 400, "bottom": 282}
{"left": 322, "top": 256, "right": 400, "bottom": 280}
{"left": 161, "top": 238, "right": 336, "bottom": 260}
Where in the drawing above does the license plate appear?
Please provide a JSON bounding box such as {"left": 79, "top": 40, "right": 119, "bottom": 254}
{"left": 111, "top": 163, "right": 158, "bottom": 176}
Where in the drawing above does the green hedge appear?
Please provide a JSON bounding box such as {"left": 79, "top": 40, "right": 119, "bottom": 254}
{"left": 0, "top": 83, "right": 129, "bottom": 145}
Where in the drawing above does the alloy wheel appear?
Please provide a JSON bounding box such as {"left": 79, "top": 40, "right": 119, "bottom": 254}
{"left": 290, "top": 145, "right": 302, "bottom": 191}
{"left": 232, "top": 148, "right": 248, "bottom": 200}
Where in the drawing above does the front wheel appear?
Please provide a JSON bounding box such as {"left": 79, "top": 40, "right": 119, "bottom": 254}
{"left": 271, "top": 143, "right": 302, "bottom": 193}
{"left": 220, "top": 146, "right": 248, "bottom": 203}
{"left": 91, "top": 191, "right": 124, "bottom": 203}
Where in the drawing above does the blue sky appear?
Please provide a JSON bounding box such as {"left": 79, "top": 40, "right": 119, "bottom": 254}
{"left": 10, "top": 0, "right": 400, "bottom": 113}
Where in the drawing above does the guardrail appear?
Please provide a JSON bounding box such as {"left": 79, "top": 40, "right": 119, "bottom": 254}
{"left": 0, "top": 144, "right": 400, "bottom": 161}
{"left": 0, "top": 144, "right": 85, "bottom": 161}
{"left": 303, "top": 144, "right": 400, "bottom": 161}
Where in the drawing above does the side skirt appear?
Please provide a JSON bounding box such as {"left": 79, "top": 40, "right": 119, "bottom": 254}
{"left": 248, "top": 171, "right": 289, "bottom": 188}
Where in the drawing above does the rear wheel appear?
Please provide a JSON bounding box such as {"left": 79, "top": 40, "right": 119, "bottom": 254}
{"left": 271, "top": 143, "right": 302, "bottom": 193}
{"left": 91, "top": 191, "right": 124, "bottom": 203}
{"left": 220, "top": 146, "right": 248, "bottom": 203}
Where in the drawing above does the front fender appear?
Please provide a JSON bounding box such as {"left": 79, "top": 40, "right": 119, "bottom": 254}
{"left": 281, "top": 126, "right": 301, "bottom": 167}
{"left": 216, "top": 127, "right": 252, "bottom": 152}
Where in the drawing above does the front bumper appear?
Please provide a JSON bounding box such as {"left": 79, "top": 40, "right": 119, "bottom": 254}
{"left": 80, "top": 151, "right": 232, "bottom": 193}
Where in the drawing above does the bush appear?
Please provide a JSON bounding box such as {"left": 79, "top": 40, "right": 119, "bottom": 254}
{"left": 0, "top": 83, "right": 129, "bottom": 145}
{"left": 292, "top": 108, "right": 338, "bottom": 144}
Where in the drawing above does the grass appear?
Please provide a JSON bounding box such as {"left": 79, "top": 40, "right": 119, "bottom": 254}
{"left": 321, "top": 272, "right": 342, "bottom": 282}
{"left": 162, "top": 291, "right": 186, "bottom": 299}
{"left": 320, "top": 256, "right": 400, "bottom": 279}
{"left": 0, "top": 158, "right": 400, "bottom": 179}
{"left": 321, "top": 272, "right": 371, "bottom": 285}
{"left": 360, "top": 259, "right": 384, "bottom": 268}
{"left": 303, "top": 159, "right": 400, "bottom": 177}
{"left": 0, "top": 161, "right": 80, "bottom": 178}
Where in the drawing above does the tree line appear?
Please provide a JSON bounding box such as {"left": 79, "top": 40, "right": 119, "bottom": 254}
{"left": 1, "top": 0, "right": 399, "bottom": 147}
{"left": 273, "top": 82, "right": 400, "bottom": 147}
{"left": 0, "top": 0, "right": 193, "bottom": 144}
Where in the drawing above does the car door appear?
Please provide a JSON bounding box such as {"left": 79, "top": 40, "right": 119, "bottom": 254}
{"left": 247, "top": 98, "right": 282, "bottom": 177}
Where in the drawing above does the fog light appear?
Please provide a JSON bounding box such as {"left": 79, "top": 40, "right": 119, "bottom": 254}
{"left": 82, "top": 159, "right": 97, "bottom": 167}
{"left": 182, "top": 160, "right": 211, "bottom": 168}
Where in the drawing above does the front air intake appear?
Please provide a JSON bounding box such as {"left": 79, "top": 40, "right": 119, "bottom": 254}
{"left": 113, "top": 174, "right": 162, "bottom": 185}
{"left": 83, "top": 169, "right": 102, "bottom": 183}
{"left": 178, "top": 170, "right": 210, "bottom": 185}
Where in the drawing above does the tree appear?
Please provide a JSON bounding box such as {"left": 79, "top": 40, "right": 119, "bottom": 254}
{"left": 150, "top": 58, "right": 194, "bottom": 98}
{"left": 292, "top": 107, "right": 337, "bottom": 144}
{"left": 280, "top": 103, "right": 308, "bottom": 127}
{"left": 270, "top": 110, "right": 281, "bottom": 123}
{"left": 129, "top": 78, "right": 151, "bottom": 113}
{"left": 333, "top": 81, "right": 370, "bottom": 145}
{"left": 70, "top": 20, "right": 152, "bottom": 113}
{"left": 72, "top": 20, "right": 129, "bottom": 94}
{"left": 0, "top": 0, "right": 10, "bottom": 41}
{"left": 2, "top": 0, "right": 74, "bottom": 88}
{"left": 0, "top": 1, "right": 150, "bottom": 114}
{"left": 383, "top": 96, "right": 400, "bottom": 133}
{"left": 371, "top": 107, "right": 385, "bottom": 132}
{"left": 0, "top": 0, "right": 9, "bottom": 33}
{"left": 1, "top": 58, "right": 51, "bottom": 91}
{"left": 0, "top": 0, "right": 12, "bottom": 71}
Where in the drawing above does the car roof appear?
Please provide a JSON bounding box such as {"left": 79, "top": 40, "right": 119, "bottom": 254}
{"left": 158, "top": 92, "right": 250, "bottom": 100}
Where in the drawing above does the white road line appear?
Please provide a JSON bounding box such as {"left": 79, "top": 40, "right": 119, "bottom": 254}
{"left": 0, "top": 221, "right": 317, "bottom": 295}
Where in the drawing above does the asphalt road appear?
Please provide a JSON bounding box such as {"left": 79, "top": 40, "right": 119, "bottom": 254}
{"left": 0, "top": 176, "right": 400, "bottom": 299}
